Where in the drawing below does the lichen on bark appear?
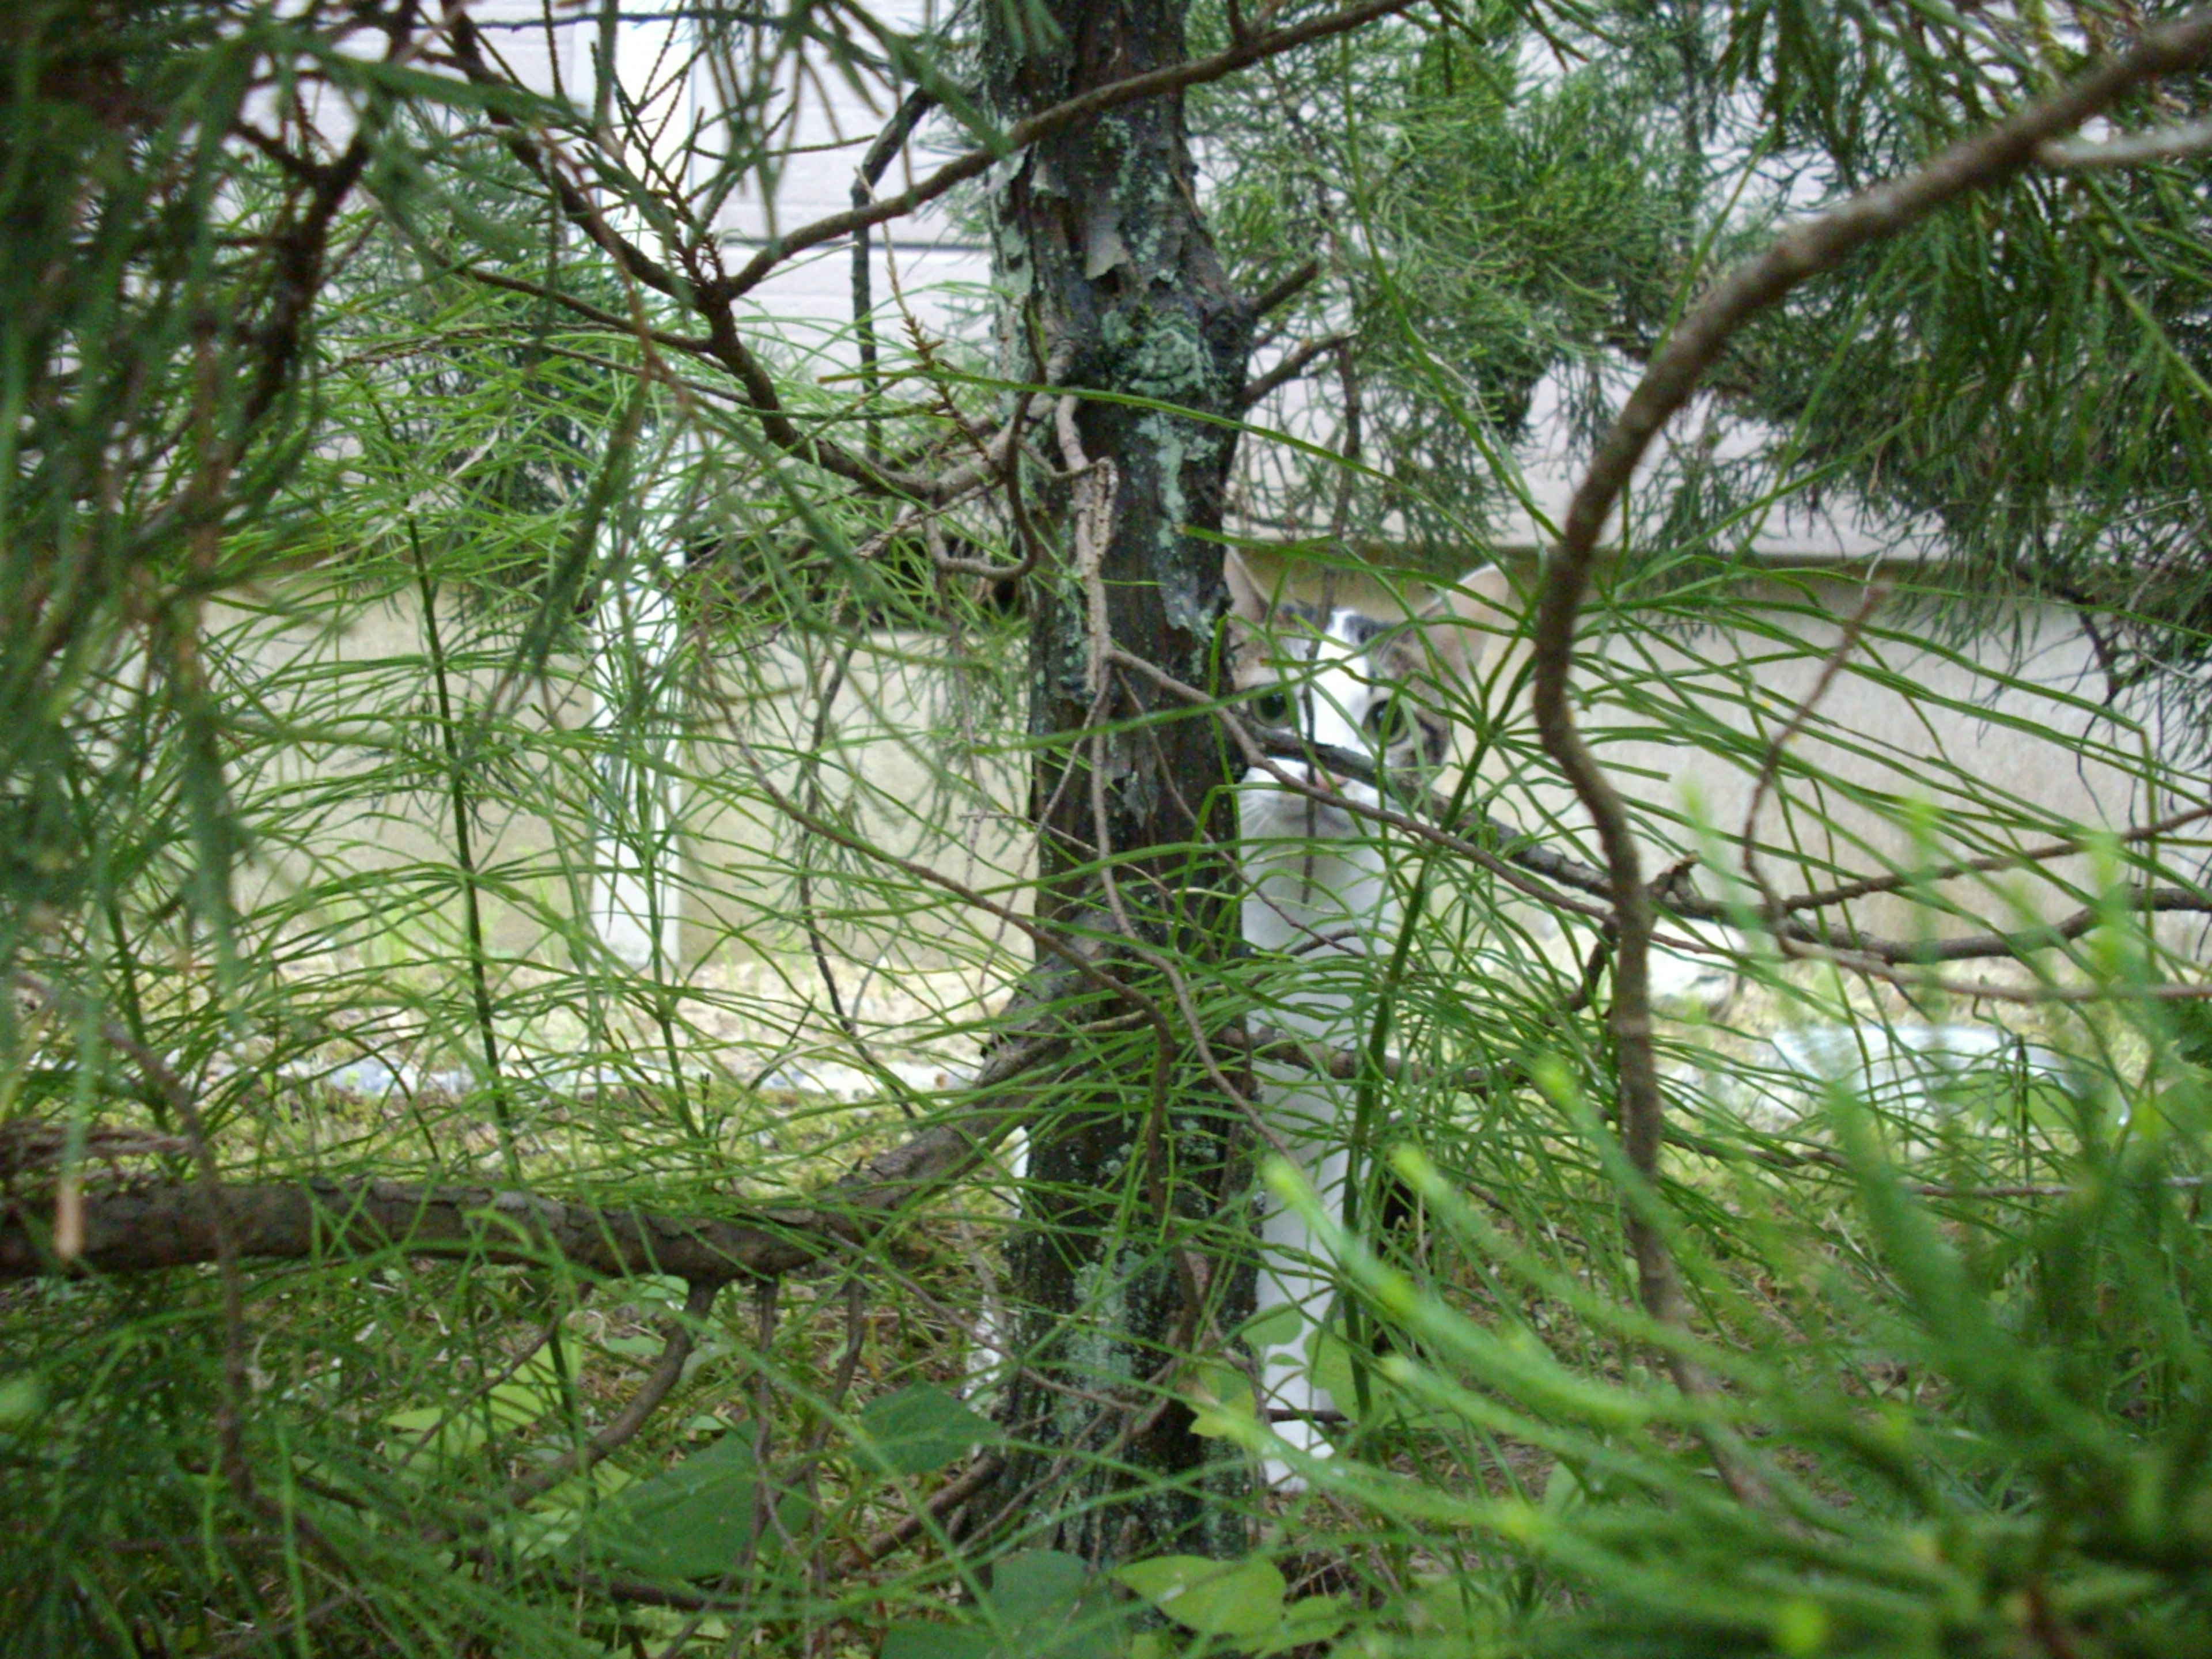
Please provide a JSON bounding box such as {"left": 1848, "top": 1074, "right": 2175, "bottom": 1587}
{"left": 979, "top": 0, "right": 1259, "bottom": 1566}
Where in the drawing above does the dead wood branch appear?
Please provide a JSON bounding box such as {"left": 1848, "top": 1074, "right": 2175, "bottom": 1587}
{"left": 0, "top": 999, "right": 1081, "bottom": 1283}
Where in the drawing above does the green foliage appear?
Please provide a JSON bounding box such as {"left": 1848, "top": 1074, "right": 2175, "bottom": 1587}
{"left": 1271, "top": 1111, "right": 2212, "bottom": 1656}
{"left": 7, "top": 0, "right": 2212, "bottom": 1656}
{"left": 858, "top": 1383, "right": 1006, "bottom": 1478}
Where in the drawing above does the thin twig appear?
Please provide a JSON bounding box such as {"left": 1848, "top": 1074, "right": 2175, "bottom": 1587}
{"left": 1739, "top": 584, "right": 1889, "bottom": 920}
{"left": 1781, "top": 804, "right": 2212, "bottom": 914}
{"left": 1526, "top": 2, "right": 2212, "bottom": 1502}
{"left": 851, "top": 86, "right": 940, "bottom": 459}
{"left": 1249, "top": 258, "right": 1321, "bottom": 318}
{"left": 834, "top": 1452, "right": 1006, "bottom": 1570}
{"left": 1106, "top": 647, "right": 2212, "bottom": 970}
{"left": 1238, "top": 332, "right": 1351, "bottom": 408}
{"left": 2040, "top": 113, "right": 2212, "bottom": 168}
{"left": 504, "top": 1279, "right": 720, "bottom": 1509}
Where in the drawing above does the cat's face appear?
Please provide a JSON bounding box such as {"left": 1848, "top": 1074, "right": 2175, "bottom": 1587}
{"left": 1225, "top": 558, "right": 1509, "bottom": 836}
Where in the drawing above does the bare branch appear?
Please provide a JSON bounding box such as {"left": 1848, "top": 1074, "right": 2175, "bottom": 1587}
{"left": 720, "top": 0, "right": 1419, "bottom": 298}
{"left": 1238, "top": 332, "right": 1350, "bottom": 407}
{"left": 2040, "top": 114, "right": 2212, "bottom": 169}
{"left": 1526, "top": 2, "right": 2212, "bottom": 1486}
{"left": 1249, "top": 258, "right": 1320, "bottom": 318}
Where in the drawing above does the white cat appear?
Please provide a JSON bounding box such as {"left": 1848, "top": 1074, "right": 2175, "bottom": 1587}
{"left": 974, "top": 558, "right": 1510, "bottom": 1492}
{"left": 1224, "top": 554, "right": 1510, "bottom": 1489}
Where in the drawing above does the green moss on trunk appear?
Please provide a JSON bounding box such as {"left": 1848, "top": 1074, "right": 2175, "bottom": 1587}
{"left": 982, "top": 0, "right": 1259, "bottom": 1567}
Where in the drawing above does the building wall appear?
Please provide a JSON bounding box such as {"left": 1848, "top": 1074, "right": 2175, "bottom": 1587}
{"left": 234, "top": 9, "right": 2205, "bottom": 983}
{"left": 1236, "top": 556, "right": 2210, "bottom": 964}
{"left": 205, "top": 563, "right": 2209, "bottom": 992}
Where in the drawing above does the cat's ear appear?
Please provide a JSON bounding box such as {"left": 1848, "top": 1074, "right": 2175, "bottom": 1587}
{"left": 1418, "top": 564, "right": 1516, "bottom": 677}
{"left": 1224, "top": 551, "right": 1274, "bottom": 627}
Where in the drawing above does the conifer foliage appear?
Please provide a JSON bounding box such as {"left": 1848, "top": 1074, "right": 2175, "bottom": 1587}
{"left": 3, "top": 2, "right": 2212, "bottom": 1654}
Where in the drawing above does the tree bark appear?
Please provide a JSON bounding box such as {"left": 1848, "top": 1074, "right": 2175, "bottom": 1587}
{"left": 984, "top": 0, "right": 1257, "bottom": 1565}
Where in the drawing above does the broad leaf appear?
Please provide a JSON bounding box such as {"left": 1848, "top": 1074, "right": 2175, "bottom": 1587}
{"left": 381, "top": 1405, "right": 486, "bottom": 1466}
{"left": 991, "top": 1550, "right": 1124, "bottom": 1659}
{"left": 1255, "top": 1593, "right": 1351, "bottom": 1656}
{"left": 1238, "top": 1304, "right": 1302, "bottom": 1350}
{"left": 1181, "top": 1359, "right": 1259, "bottom": 1440}
{"left": 1113, "top": 1553, "right": 1286, "bottom": 1641}
{"left": 880, "top": 1626, "right": 998, "bottom": 1659}
{"left": 855, "top": 1382, "right": 1002, "bottom": 1476}
{"left": 884, "top": 1551, "right": 1122, "bottom": 1659}
{"left": 578, "top": 1433, "right": 809, "bottom": 1581}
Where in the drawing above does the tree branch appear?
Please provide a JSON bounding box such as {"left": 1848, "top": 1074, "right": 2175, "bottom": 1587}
{"left": 502, "top": 1278, "right": 721, "bottom": 1508}
{"left": 2040, "top": 113, "right": 2212, "bottom": 169}
{"left": 441, "top": 16, "right": 928, "bottom": 499}
{"left": 719, "top": 0, "right": 1419, "bottom": 298}
{"left": 1781, "top": 805, "right": 2212, "bottom": 914}
{"left": 1248, "top": 258, "right": 1320, "bottom": 319}
{"left": 1105, "top": 643, "right": 2212, "bottom": 979}
{"left": 0, "top": 990, "right": 1086, "bottom": 1283}
{"left": 444, "top": 1, "right": 1412, "bottom": 501}
{"left": 1238, "top": 331, "right": 1350, "bottom": 408}
{"left": 1525, "top": 1, "right": 2212, "bottom": 1488}
{"left": 853, "top": 86, "right": 941, "bottom": 450}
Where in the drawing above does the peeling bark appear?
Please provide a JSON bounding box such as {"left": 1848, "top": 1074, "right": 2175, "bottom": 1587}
{"left": 984, "top": 0, "right": 1257, "bottom": 1565}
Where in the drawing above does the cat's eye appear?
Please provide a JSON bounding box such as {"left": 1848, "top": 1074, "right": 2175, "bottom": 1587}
{"left": 1367, "top": 697, "right": 1413, "bottom": 746}
{"left": 1252, "top": 687, "right": 1294, "bottom": 725}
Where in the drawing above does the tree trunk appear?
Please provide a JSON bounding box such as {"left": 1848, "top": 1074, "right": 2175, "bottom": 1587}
{"left": 984, "top": 0, "right": 1258, "bottom": 1565}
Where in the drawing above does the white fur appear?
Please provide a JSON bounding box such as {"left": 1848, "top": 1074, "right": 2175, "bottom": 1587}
{"left": 1239, "top": 619, "right": 1398, "bottom": 1489}
{"left": 977, "top": 561, "right": 1509, "bottom": 1495}
{"left": 1228, "top": 560, "right": 1506, "bottom": 1490}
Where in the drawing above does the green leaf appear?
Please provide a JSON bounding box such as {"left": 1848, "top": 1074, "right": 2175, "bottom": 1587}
{"left": 1309, "top": 1331, "right": 1363, "bottom": 1423}
{"left": 385, "top": 1346, "right": 569, "bottom": 1468}
{"left": 886, "top": 1554, "right": 1122, "bottom": 1659}
{"left": 578, "top": 1433, "right": 810, "bottom": 1581}
{"left": 1254, "top": 1594, "right": 1351, "bottom": 1656}
{"left": 0, "top": 1373, "right": 45, "bottom": 1430}
{"left": 382, "top": 1405, "right": 487, "bottom": 1465}
{"left": 486, "top": 1378, "right": 558, "bottom": 1431}
{"left": 855, "top": 1383, "right": 1002, "bottom": 1476}
{"left": 526, "top": 1459, "right": 634, "bottom": 1516}
{"left": 1402, "top": 1580, "right": 1500, "bottom": 1641}
{"left": 1113, "top": 1554, "right": 1286, "bottom": 1641}
{"left": 881, "top": 1626, "right": 998, "bottom": 1659}
{"left": 1238, "top": 1304, "right": 1302, "bottom": 1349}
{"left": 990, "top": 1550, "right": 1124, "bottom": 1659}
{"left": 991, "top": 1549, "right": 1090, "bottom": 1621}
{"left": 1182, "top": 1359, "right": 1259, "bottom": 1440}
